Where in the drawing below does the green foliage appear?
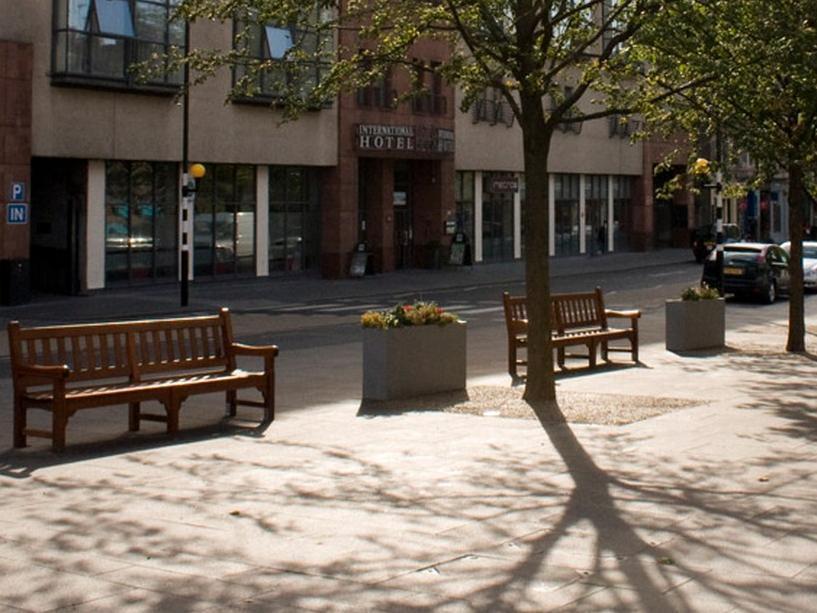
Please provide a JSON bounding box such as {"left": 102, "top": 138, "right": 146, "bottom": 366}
{"left": 681, "top": 286, "right": 720, "bottom": 301}
{"left": 361, "top": 301, "right": 460, "bottom": 329}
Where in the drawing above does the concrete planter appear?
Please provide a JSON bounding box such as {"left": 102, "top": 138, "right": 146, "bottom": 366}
{"left": 362, "top": 322, "right": 467, "bottom": 401}
{"left": 665, "top": 298, "right": 725, "bottom": 352}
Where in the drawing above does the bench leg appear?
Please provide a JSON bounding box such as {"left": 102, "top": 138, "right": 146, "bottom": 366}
{"left": 226, "top": 391, "right": 237, "bottom": 417}
{"left": 263, "top": 372, "right": 275, "bottom": 423}
{"left": 13, "top": 396, "right": 26, "bottom": 448}
{"left": 557, "top": 346, "right": 566, "bottom": 369}
{"left": 588, "top": 341, "right": 597, "bottom": 368}
{"left": 632, "top": 335, "right": 639, "bottom": 363}
{"left": 164, "top": 396, "right": 181, "bottom": 436}
{"left": 128, "top": 402, "right": 141, "bottom": 432}
{"left": 601, "top": 340, "right": 609, "bottom": 362}
{"left": 52, "top": 408, "right": 67, "bottom": 452}
{"left": 508, "top": 342, "right": 517, "bottom": 379}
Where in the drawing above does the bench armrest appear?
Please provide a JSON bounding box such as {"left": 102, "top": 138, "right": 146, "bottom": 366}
{"left": 231, "top": 343, "right": 279, "bottom": 357}
{"left": 15, "top": 363, "right": 71, "bottom": 380}
{"left": 606, "top": 309, "right": 641, "bottom": 320}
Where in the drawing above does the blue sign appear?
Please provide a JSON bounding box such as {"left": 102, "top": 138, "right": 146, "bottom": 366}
{"left": 7, "top": 203, "right": 28, "bottom": 224}
{"left": 10, "top": 182, "right": 26, "bottom": 202}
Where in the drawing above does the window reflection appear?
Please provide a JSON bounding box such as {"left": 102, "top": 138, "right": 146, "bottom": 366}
{"left": 194, "top": 164, "right": 256, "bottom": 277}
{"left": 269, "top": 166, "right": 320, "bottom": 272}
{"left": 105, "top": 160, "right": 178, "bottom": 285}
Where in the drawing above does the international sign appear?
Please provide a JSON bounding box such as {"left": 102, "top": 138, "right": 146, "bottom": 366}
{"left": 356, "top": 124, "right": 455, "bottom": 154}
{"left": 7, "top": 203, "right": 28, "bottom": 224}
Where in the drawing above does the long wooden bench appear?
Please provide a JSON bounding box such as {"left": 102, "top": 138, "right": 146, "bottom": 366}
{"left": 8, "top": 308, "right": 278, "bottom": 451}
{"left": 502, "top": 288, "right": 640, "bottom": 379}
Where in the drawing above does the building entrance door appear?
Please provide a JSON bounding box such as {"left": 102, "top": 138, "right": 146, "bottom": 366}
{"left": 393, "top": 161, "right": 413, "bottom": 269}
{"left": 30, "top": 158, "right": 84, "bottom": 295}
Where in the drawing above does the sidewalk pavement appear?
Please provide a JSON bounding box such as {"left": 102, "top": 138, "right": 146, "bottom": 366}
{"left": 0, "top": 249, "right": 693, "bottom": 327}
{"left": 1, "top": 303, "right": 815, "bottom": 610}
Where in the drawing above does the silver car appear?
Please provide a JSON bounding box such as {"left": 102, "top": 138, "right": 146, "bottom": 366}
{"left": 780, "top": 241, "right": 817, "bottom": 290}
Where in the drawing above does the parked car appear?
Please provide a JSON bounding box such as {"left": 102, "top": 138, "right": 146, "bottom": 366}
{"left": 701, "top": 242, "right": 791, "bottom": 303}
{"left": 780, "top": 241, "right": 817, "bottom": 290}
{"left": 691, "top": 223, "right": 742, "bottom": 263}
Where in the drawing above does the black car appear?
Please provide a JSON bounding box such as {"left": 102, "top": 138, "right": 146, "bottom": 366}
{"left": 702, "top": 243, "right": 790, "bottom": 303}
{"left": 691, "top": 223, "right": 742, "bottom": 263}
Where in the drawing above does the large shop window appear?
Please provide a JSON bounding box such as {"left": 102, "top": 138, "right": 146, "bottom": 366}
{"left": 268, "top": 167, "right": 321, "bottom": 272}
{"left": 454, "top": 171, "right": 475, "bottom": 243}
{"left": 53, "top": 0, "right": 185, "bottom": 88}
{"left": 233, "top": 12, "right": 331, "bottom": 102}
{"left": 585, "top": 175, "right": 609, "bottom": 254}
{"left": 554, "top": 174, "right": 580, "bottom": 256}
{"left": 194, "top": 165, "right": 256, "bottom": 277}
{"left": 482, "top": 172, "right": 515, "bottom": 262}
{"left": 613, "top": 176, "right": 634, "bottom": 252}
{"left": 105, "top": 161, "right": 178, "bottom": 285}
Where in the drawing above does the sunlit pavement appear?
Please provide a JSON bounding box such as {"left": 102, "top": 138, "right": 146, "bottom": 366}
{"left": 1, "top": 252, "right": 816, "bottom": 611}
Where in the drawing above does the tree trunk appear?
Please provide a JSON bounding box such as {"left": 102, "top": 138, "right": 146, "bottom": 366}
{"left": 519, "top": 92, "right": 563, "bottom": 422}
{"left": 786, "top": 161, "right": 806, "bottom": 352}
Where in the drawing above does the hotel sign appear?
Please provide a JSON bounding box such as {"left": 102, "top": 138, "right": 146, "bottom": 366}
{"left": 356, "top": 124, "right": 454, "bottom": 154}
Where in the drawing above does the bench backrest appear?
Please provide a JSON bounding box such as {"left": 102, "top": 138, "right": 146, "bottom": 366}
{"left": 8, "top": 309, "right": 236, "bottom": 384}
{"left": 552, "top": 287, "right": 608, "bottom": 334}
{"left": 502, "top": 292, "right": 528, "bottom": 337}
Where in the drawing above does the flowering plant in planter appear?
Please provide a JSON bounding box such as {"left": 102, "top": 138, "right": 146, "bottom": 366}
{"left": 680, "top": 285, "right": 720, "bottom": 301}
{"left": 361, "top": 301, "right": 460, "bottom": 329}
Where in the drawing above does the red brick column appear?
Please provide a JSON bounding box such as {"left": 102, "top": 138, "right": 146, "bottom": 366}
{"left": 0, "top": 41, "right": 33, "bottom": 261}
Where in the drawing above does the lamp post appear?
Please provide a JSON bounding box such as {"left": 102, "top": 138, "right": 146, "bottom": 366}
{"left": 694, "top": 156, "right": 724, "bottom": 296}
{"left": 179, "top": 19, "right": 206, "bottom": 307}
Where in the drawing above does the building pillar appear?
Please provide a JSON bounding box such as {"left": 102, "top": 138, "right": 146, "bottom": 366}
{"left": 255, "top": 165, "right": 269, "bottom": 276}
{"left": 513, "top": 174, "right": 522, "bottom": 260}
{"left": 86, "top": 160, "right": 106, "bottom": 290}
{"left": 608, "top": 175, "right": 614, "bottom": 252}
{"left": 474, "top": 171, "right": 483, "bottom": 262}
{"left": 548, "top": 174, "right": 555, "bottom": 256}
{"left": 579, "top": 173, "right": 587, "bottom": 254}
{"left": 0, "top": 40, "right": 33, "bottom": 281}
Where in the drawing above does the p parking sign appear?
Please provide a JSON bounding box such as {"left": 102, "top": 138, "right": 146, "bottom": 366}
{"left": 7, "top": 203, "right": 28, "bottom": 225}
{"left": 10, "top": 182, "right": 26, "bottom": 202}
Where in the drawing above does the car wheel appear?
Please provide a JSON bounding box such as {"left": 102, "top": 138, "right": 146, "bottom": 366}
{"left": 763, "top": 279, "right": 777, "bottom": 304}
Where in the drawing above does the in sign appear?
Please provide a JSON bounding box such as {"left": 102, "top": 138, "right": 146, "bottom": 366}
{"left": 7, "top": 203, "right": 28, "bottom": 224}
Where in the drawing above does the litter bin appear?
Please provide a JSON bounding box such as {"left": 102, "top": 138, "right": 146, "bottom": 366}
{"left": 0, "top": 259, "right": 31, "bottom": 306}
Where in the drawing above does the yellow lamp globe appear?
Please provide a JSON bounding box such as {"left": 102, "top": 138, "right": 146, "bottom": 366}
{"left": 692, "top": 158, "right": 710, "bottom": 176}
{"left": 189, "top": 163, "right": 206, "bottom": 179}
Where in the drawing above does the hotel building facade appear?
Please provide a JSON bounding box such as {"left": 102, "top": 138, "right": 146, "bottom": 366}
{"left": 0, "top": 1, "right": 698, "bottom": 300}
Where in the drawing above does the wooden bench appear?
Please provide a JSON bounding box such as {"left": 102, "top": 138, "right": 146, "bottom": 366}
{"left": 502, "top": 288, "right": 640, "bottom": 378}
{"left": 8, "top": 308, "right": 278, "bottom": 451}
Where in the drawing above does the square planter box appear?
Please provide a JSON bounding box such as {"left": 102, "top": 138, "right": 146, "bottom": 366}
{"left": 362, "top": 322, "right": 467, "bottom": 401}
{"left": 665, "top": 298, "right": 725, "bottom": 352}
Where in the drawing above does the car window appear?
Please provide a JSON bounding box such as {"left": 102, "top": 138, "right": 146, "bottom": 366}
{"left": 724, "top": 249, "right": 762, "bottom": 264}
{"left": 803, "top": 246, "right": 817, "bottom": 258}
{"left": 769, "top": 248, "right": 787, "bottom": 264}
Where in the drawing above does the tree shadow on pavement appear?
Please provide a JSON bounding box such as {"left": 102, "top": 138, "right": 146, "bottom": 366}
{"left": 1, "top": 349, "right": 816, "bottom": 610}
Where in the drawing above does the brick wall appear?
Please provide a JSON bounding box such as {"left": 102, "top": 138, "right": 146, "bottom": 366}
{"left": 0, "top": 40, "right": 33, "bottom": 260}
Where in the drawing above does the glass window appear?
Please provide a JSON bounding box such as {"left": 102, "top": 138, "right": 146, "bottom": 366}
{"left": 95, "top": 0, "right": 135, "bottom": 37}
{"left": 585, "top": 175, "right": 608, "bottom": 254}
{"left": 482, "top": 172, "right": 515, "bottom": 262}
{"left": 555, "top": 174, "right": 580, "bottom": 255}
{"left": 105, "top": 160, "right": 178, "bottom": 285}
{"left": 265, "top": 26, "right": 293, "bottom": 59}
{"left": 613, "top": 175, "right": 634, "bottom": 252}
{"left": 194, "top": 164, "right": 256, "bottom": 277}
{"left": 268, "top": 166, "right": 320, "bottom": 273}
{"left": 233, "top": 12, "right": 332, "bottom": 102}
{"left": 454, "top": 171, "right": 475, "bottom": 245}
{"left": 53, "top": 0, "right": 185, "bottom": 88}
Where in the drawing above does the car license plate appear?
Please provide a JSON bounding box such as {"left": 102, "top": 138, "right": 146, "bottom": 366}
{"left": 723, "top": 266, "right": 743, "bottom": 276}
